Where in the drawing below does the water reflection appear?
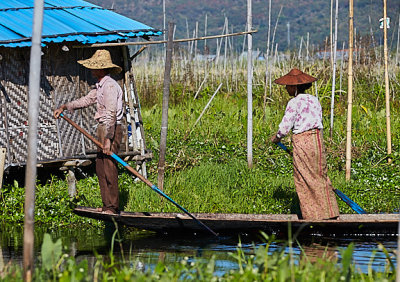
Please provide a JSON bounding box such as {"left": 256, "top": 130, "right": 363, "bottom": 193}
{"left": 0, "top": 223, "right": 397, "bottom": 274}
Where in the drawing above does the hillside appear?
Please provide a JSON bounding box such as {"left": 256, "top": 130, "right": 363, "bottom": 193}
{"left": 87, "top": 0, "right": 400, "bottom": 52}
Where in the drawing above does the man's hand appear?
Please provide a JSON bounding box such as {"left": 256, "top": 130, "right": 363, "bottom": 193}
{"left": 53, "top": 105, "right": 66, "bottom": 119}
{"left": 103, "top": 138, "right": 112, "bottom": 155}
{"left": 270, "top": 135, "right": 281, "bottom": 144}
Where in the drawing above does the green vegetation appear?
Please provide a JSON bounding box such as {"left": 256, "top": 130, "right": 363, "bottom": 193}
{"left": 1, "top": 56, "right": 400, "bottom": 225}
{"left": 0, "top": 232, "right": 396, "bottom": 281}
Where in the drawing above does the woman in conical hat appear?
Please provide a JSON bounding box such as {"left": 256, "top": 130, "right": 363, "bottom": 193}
{"left": 54, "top": 49, "right": 123, "bottom": 215}
{"left": 271, "top": 69, "right": 340, "bottom": 220}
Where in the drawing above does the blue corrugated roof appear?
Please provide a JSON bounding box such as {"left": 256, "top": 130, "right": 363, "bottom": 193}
{"left": 0, "top": 0, "right": 162, "bottom": 47}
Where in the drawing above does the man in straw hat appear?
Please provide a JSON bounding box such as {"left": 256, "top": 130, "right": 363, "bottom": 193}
{"left": 271, "top": 68, "right": 339, "bottom": 220}
{"left": 54, "top": 49, "right": 123, "bottom": 215}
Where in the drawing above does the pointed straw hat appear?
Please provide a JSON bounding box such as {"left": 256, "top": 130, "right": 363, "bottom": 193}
{"left": 77, "top": 49, "right": 122, "bottom": 74}
{"left": 274, "top": 68, "right": 317, "bottom": 85}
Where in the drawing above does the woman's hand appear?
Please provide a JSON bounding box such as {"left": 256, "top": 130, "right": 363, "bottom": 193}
{"left": 53, "top": 105, "right": 66, "bottom": 119}
{"left": 270, "top": 135, "right": 281, "bottom": 144}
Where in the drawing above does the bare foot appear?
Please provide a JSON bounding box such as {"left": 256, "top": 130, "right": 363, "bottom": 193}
{"left": 96, "top": 208, "right": 102, "bottom": 212}
{"left": 102, "top": 210, "right": 116, "bottom": 215}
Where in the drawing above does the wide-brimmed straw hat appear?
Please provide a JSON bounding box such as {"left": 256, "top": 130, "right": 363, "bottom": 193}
{"left": 77, "top": 49, "right": 122, "bottom": 74}
{"left": 274, "top": 68, "right": 317, "bottom": 85}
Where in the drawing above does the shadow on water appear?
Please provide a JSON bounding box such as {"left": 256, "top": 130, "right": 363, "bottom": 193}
{"left": 0, "top": 223, "right": 396, "bottom": 275}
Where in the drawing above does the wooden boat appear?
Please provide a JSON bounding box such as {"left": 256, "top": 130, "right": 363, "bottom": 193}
{"left": 74, "top": 206, "right": 399, "bottom": 237}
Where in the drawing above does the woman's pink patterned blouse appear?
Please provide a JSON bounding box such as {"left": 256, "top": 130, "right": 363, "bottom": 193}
{"left": 276, "top": 94, "right": 323, "bottom": 138}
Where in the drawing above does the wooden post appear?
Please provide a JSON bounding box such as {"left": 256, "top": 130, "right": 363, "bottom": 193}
{"left": 329, "top": 0, "right": 339, "bottom": 139}
{"left": 67, "top": 169, "right": 76, "bottom": 198}
{"left": 158, "top": 22, "right": 174, "bottom": 191}
{"left": 24, "top": 0, "right": 44, "bottom": 280}
{"left": 247, "top": 0, "right": 253, "bottom": 168}
{"left": 345, "top": 0, "right": 354, "bottom": 181}
{"left": 382, "top": 0, "right": 392, "bottom": 162}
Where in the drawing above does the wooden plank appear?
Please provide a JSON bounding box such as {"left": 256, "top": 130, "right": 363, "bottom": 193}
{"left": 73, "top": 207, "right": 399, "bottom": 237}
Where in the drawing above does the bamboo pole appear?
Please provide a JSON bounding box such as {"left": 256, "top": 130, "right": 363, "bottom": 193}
{"left": 345, "top": 0, "right": 354, "bottom": 181}
{"left": 157, "top": 22, "right": 174, "bottom": 191}
{"left": 382, "top": 0, "right": 392, "bottom": 162}
{"left": 77, "top": 30, "right": 257, "bottom": 48}
{"left": 396, "top": 14, "right": 400, "bottom": 66}
{"left": 247, "top": 0, "right": 253, "bottom": 168}
{"left": 185, "top": 17, "right": 190, "bottom": 57}
{"left": 195, "top": 21, "right": 198, "bottom": 58}
{"left": 24, "top": 0, "right": 44, "bottom": 280}
{"left": 263, "top": 0, "right": 272, "bottom": 115}
{"left": 186, "top": 83, "right": 223, "bottom": 139}
{"left": 193, "top": 73, "right": 208, "bottom": 100}
{"left": 330, "top": 0, "right": 334, "bottom": 67}
{"left": 122, "top": 47, "right": 139, "bottom": 151}
{"left": 163, "top": 0, "right": 166, "bottom": 44}
{"left": 329, "top": 0, "right": 339, "bottom": 139}
{"left": 204, "top": 14, "right": 208, "bottom": 52}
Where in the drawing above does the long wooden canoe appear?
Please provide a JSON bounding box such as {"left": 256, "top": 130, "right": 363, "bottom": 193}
{"left": 74, "top": 206, "right": 399, "bottom": 237}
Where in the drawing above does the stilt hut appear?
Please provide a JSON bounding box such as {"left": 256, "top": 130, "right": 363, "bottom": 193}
{"left": 0, "top": 0, "right": 161, "bottom": 180}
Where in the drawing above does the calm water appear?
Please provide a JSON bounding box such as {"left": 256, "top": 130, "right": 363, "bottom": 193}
{"left": 0, "top": 223, "right": 397, "bottom": 274}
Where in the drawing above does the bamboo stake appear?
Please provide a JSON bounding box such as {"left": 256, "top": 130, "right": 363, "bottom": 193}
{"left": 247, "top": 0, "right": 253, "bottom": 168}
{"left": 329, "top": 0, "right": 339, "bottom": 139}
{"left": 224, "top": 17, "right": 228, "bottom": 73}
{"left": 382, "top": 0, "right": 392, "bottom": 162}
{"left": 204, "top": 14, "right": 208, "bottom": 52}
{"left": 193, "top": 73, "right": 208, "bottom": 100}
{"left": 330, "top": 0, "right": 334, "bottom": 67}
{"left": 271, "top": 6, "right": 283, "bottom": 58}
{"left": 24, "top": 0, "right": 44, "bottom": 280}
{"left": 263, "top": 0, "right": 272, "bottom": 114}
{"left": 306, "top": 32, "right": 310, "bottom": 60}
{"left": 157, "top": 22, "right": 174, "bottom": 191}
{"left": 298, "top": 36, "right": 303, "bottom": 60}
{"left": 122, "top": 47, "right": 139, "bottom": 151}
{"left": 163, "top": 0, "right": 166, "bottom": 44}
{"left": 186, "top": 83, "right": 223, "bottom": 139}
{"left": 339, "top": 41, "right": 345, "bottom": 93}
{"left": 185, "top": 17, "right": 190, "bottom": 56}
{"left": 396, "top": 14, "right": 400, "bottom": 66}
{"left": 195, "top": 21, "right": 198, "bottom": 58}
{"left": 345, "top": 0, "right": 354, "bottom": 181}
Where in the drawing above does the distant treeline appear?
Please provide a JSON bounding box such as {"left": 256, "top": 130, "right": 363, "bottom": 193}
{"left": 88, "top": 0, "right": 400, "bottom": 53}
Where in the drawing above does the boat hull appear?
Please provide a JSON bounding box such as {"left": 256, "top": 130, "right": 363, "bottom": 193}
{"left": 74, "top": 206, "right": 399, "bottom": 237}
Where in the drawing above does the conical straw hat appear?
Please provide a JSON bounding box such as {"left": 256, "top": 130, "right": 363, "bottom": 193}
{"left": 77, "top": 49, "right": 122, "bottom": 74}
{"left": 274, "top": 68, "right": 317, "bottom": 85}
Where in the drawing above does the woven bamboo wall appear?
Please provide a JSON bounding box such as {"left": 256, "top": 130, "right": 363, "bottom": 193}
{"left": 0, "top": 44, "right": 132, "bottom": 168}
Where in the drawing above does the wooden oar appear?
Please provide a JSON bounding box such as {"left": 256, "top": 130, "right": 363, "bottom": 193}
{"left": 59, "top": 113, "right": 218, "bottom": 236}
{"left": 276, "top": 142, "right": 367, "bottom": 214}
